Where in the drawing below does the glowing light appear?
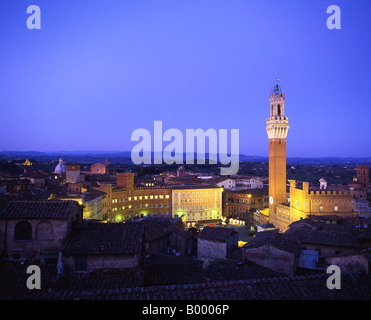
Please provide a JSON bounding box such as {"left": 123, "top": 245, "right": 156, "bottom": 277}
{"left": 238, "top": 241, "right": 247, "bottom": 247}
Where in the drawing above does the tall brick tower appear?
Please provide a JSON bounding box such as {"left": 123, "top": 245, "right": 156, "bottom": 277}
{"left": 266, "top": 80, "right": 289, "bottom": 228}
{"left": 356, "top": 165, "right": 369, "bottom": 189}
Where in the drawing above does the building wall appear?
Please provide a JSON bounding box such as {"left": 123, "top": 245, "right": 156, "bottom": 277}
{"left": 216, "top": 179, "right": 235, "bottom": 190}
{"left": 116, "top": 173, "right": 134, "bottom": 189}
{"left": 223, "top": 190, "right": 268, "bottom": 224}
{"left": 235, "top": 178, "right": 264, "bottom": 189}
{"left": 0, "top": 219, "right": 72, "bottom": 258}
{"left": 301, "top": 243, "right": 359, "bottom": 259}
{"left": 90, "top": 163, "right": 107, "bottom": 175}
{"left": 66, "top": 165, "right": 81, "bottom": 184}
{"left": 198, "top": 238, "right": 227, "bottom": 260}
{"left": 271, "top": 180, "right": 355, "bottom": 232}
{"left": 170, "top": 233, "right": 193, "bottom": 256}
{"left": 102, "top": 183, "right": 172, "bottom": 222}
{"left": 172, "top": 187, "right": 223, "bottom": 226}
{"left": 242, "top": 245, "right": 296, "bottom": 276}
{"left": 146, "top": 235, "right": 171, "bottom": 255}
{"left": 253, "top": 208, "right": 270, "bottom": 227}
{"left": 83, "top": 197, "right": 103, "bottom": 220}
{"left": 355, "top": 165, "right": 369, "bottom": 189}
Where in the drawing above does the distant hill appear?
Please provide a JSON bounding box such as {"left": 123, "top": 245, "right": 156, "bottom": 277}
{"left": 0, "top": 151, "right": 370, "bottom": 165}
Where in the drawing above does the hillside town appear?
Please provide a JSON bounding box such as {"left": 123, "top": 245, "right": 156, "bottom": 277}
{"left": 1, "top": 82, "right": 371, "bottom": 300}
{"left": 0, "top": 154, "right": 370, "bottom": 300}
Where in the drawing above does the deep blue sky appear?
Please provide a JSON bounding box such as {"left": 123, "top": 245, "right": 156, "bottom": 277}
{"left": 0, "top": 0, "right": 370, "bottom": 157}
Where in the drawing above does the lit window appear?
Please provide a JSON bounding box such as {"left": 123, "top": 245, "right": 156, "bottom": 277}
{"left": 334, "top": 206, "right": 338, "bottom": 212}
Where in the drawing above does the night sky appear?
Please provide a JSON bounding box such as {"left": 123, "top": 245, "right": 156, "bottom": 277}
{"left": 0, "top": 0, "right": 370, "bottom": 157}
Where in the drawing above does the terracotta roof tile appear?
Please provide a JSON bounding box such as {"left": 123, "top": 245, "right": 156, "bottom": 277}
{"left": 0, "top": 200, "right": 79, "bottom": 220}
{"left": 61, "top": 221, "right": 144, "bottom": 255}
{"left": 198, "top": 226, "right": 235, "bottom": 242}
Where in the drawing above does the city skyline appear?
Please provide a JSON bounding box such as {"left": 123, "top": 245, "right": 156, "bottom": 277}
{"left": 1, "top": 0, "right": 370, "bottom": 158}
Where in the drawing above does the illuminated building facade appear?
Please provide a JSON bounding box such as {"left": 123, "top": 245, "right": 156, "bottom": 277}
{"left": 223, "top": 188, "right": 268, "bottom": 225}
{"left": 66, "top": 164, "right": 80, "bottom": 184}
{"left": 350, "top": 165, "right": 370, "bottom": 190}
{"left": 171, "top": 186, "right": 223, "bottom": 227}
{"left": 274, "top": 180, "right": 355, "bottom": 231}
{"left": 99, "top": 173, "right": 172, "bottom": 222}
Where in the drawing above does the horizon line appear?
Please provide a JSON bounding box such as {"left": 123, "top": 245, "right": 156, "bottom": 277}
{"left": 0, "top": 150, "right": 370, "bottom": 159}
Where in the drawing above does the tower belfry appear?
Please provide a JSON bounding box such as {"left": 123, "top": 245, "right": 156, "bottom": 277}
{"left": 266, "top": 80, "right": 289, "bottom": 228}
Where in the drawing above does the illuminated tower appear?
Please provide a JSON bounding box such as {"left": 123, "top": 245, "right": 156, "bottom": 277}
{"left": 266, "top": 80, "right": 289, "bottom": 228}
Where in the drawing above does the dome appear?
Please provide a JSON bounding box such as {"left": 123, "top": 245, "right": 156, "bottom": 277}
{"left": 54, "top": 158, "right": 66, "bottom": 174}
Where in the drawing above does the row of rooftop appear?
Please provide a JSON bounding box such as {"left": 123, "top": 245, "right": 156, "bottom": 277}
{"left": 0, "top": 199, "right": 370, "bottom": 299}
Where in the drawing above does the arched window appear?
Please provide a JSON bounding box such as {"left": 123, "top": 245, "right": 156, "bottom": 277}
{"left": 36, "top": 221, "right": 54, "bottom": 241}
{"left": 15, "top": 221, "right": 32, "bottom": 240}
